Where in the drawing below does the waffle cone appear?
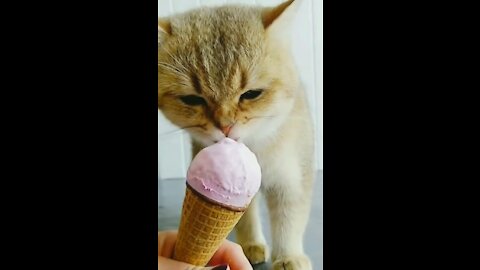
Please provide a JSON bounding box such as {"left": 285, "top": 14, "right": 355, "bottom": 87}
{"left": 173, "top": 184, "right": 246, "bottom": 266}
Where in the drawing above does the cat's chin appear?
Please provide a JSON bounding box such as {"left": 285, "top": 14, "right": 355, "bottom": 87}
{"left": 192, "top": 134, "right": 242, "bottom": 147}
{"left": 190, "top": 134, "right": 223, "bottom": 147}
{"left": 192, "top": 137, "right": 216, "bottom": 147}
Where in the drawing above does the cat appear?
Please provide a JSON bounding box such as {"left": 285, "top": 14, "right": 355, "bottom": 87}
{"left": 158, "top": 1, "right": 315, "bottom": 269}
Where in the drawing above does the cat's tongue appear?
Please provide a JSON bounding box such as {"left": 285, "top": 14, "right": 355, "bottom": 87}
{"left": 186, "top": 137, "right": 261, "bottom": 209}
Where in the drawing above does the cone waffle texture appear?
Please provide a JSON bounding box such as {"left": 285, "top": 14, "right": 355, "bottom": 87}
{"left": 173, "top": 185, "right": 246, "bottom": 266}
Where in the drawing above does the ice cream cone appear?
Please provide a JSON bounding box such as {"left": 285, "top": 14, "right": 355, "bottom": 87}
{"left": 173, "top": 184, "right": 246, "bottom": 266}
{"left": 172, "top": 138, "right": 261, "bottom": 266}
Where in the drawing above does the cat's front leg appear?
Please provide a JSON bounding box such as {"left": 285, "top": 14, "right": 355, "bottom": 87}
{"left": 265, "top": 170, "right": 314, "bottom": 270}
{"left": 235, "top": 193, "right": 269, "bottom": 264}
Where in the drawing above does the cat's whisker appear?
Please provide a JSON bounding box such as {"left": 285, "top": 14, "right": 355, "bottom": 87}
{"left": 249, "top": 115, "right": 277, "bottom": 119}
{"left": 180, "top": 124, "right": 207, "bottom": 131}
{"left": 158, "top": 124, "right": 207, "bottom": 137}
{"left": 157, "top": 129, "right": 184, "bottom": 137}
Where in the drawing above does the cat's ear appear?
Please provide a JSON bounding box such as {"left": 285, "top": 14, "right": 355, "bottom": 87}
{"left": 158, "top": 18, "right": 171, "bottom": 45}
{"left": 262, "top": 0, "right": 299, "bottom": 28}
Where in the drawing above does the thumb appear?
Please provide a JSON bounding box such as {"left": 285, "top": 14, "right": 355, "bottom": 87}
{"left": 158, "top": 256, "right": 229, "bottom": 270}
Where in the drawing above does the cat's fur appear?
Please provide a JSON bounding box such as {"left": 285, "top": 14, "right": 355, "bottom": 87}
{"left": 158, "top": 1, "right": 314, "bottom": 269}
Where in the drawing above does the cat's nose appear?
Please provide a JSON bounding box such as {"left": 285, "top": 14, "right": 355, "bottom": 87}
{"left": 220, "top": 125, "right": 232, "bottom": 136}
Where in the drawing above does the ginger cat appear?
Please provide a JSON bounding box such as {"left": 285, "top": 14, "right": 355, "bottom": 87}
{"left": 158, "top": 1, "right": 314, "bottom": 269}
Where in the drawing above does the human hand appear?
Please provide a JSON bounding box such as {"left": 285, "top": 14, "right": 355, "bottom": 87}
{"left": 158, "top": 230, "right": 253, "bottom": 270}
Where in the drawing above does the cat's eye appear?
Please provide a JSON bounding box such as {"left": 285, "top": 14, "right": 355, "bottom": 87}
{"left": 240, "top": 89, "right": 263, "bottom": 100}
{"left": 179, "top": 95, "right": 206, "bottom": 106}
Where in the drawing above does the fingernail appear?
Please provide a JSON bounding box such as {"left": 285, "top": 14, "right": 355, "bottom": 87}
{"left": 211, "top": 265, "right": 229, "bottom": 270}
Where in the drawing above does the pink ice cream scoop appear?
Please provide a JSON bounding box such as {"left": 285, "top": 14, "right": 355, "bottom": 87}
{"left": 186, "top": 137, "right": 262, "bottom": 209}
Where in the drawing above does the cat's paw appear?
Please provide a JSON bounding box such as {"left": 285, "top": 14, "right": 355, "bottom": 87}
{"left": 272, "top": 255, "right": 312, "bottom": 270}
{"left": 241, "top": 243, "right": 269, "bottom": 265}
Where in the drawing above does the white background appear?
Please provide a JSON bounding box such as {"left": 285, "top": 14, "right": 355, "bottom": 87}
{"left": 158, "top": 0, "right": 323, "bottom": 179}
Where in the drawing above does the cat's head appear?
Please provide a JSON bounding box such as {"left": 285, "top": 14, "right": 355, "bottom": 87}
{"left": 158, "top": 0, "right": 300, "bottom": 147}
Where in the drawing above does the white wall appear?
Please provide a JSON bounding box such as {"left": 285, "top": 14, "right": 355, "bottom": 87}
{"left": 158, "top": 0, "right": 323, "bottom": 179}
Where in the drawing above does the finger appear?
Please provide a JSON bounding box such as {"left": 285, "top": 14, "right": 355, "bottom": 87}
{"left": 158, "top": 230, "right": 177, "bottom": 257}
{"left": 208, "top": 241, "right": 252, "bottom": 270}
{"left": 158, "top": 256, "right": 229, "bottom": 270}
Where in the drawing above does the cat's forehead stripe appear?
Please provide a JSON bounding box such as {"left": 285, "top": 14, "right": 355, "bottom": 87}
{"left": 191, "top": 74, "right": 202, "bottom": 94}
{"left": 241, "top": 69, "right": 248, "bottom": 90}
